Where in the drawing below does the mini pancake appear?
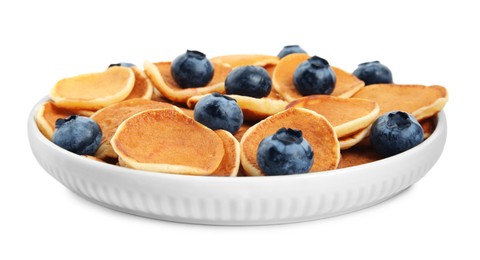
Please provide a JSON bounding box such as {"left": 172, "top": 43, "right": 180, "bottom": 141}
{"left": 420, "top": 116, "right": 436, "bottom": 139}
{"left": 338, "top": 126, "right": 371, "bottom": 150}
{"left": 234, "top": 123, "right": 253, "bottom": 142}
{"left": 186, "top": 94, "right": 288, "bottom": 121}
{"left": 50, "top": 66, "right": 135, "bottom": 110}
{"left": 91, "top": 98, "right": 179, "bottom": 159}
{"left": 210, "top": 54, "right": 279, "bottom": 68}
{"left": 352, "top": 84, "right": 448, "bottom": 121}
{"left": 272, "top": 53, "right": 365, "bottom": 101}
{"left": 287, "top": 95, "right": 379, "bottom": 138}
{"left": 124, "top": 67, "right": 153, "bottom": 100}
{"left": 240, "top": 108, "right": 340, "bottom": 176}
{"left": 35, "top": 101, "right": 95, "bottom": 140}
{"left": 144, "top": 60, "right": 232, "bottom": 103}
{"left": 210, "top": 130, "right": 240, "bottom": 177}
{"left": 112, "top": 109, "right": 225, "bottom": 175}
{"left": 337, "top": 147, "right": 383, "bottom": 169}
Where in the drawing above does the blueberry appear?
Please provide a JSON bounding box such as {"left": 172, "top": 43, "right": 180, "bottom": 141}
{"left": 293, "top": 56, "right": 336, "bottom": 96}
{"left": 194, "top": 93, "right": 243, "bottom": 134}
{"left": 277, "top": 45, "right": 308, "bottom": 59}
{"left": 171, "top": 50, "right": 214, "bottom": 88}
{"left": 108, "top": 62, "right": 136, "bottom": 68}
{"left": 352, "top": 61, "right": 393, "bottom": 85}
{"left": 257, "top": 128, "right": 314, "bottom": 175}
{"left": 52, "top": 115, "right": 102, "bottom": 155}
{"left": 370, "top": 111, "right": 424, "bottom": 157}
{"left": 225, "top": 66, "right": 272, "bottom": 98}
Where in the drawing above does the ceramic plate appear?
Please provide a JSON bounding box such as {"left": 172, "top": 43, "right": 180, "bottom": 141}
{"left": 28, "top": 97, "right": 447, "bottom": 225}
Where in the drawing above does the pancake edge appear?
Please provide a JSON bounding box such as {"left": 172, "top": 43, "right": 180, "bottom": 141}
{"left": 49, "top": 67, "right": 135, "bottom": 110}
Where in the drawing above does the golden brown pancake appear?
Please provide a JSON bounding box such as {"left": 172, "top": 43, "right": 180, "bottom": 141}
{"left": 240, "top": 108, "right": 340, "bottom": 176}
{"left": 337, "top": 147, "right": 383, "bottom": 169}
{"left": 352, "top": 84, "right": 448, "bottom": 121}
{"left": 420, "top": 116, "right": 436, "bottom": 139}
{"left": 143, "top": 60, "right": 231, "bottom": 103}
{"left": 91, "top": 98, "right": 179, "bottom": 159}
{"left": 234, "top": 123, "right": 253, "bottom": 142}
{"left": 50, "top": 66, "right": 135, "bottom": 110}
{"left": 186, "top": 94, "right": 288, "bottom": 121}
{"left": 124, "top": 67, "right": 153, "bottom": 100}
{"left": 35, "top": 101, "right": 95, "bottom": 140}
{"left": 210, "top": 54, "right": 279, "bottom": 68}
{"left": 272, "top": 53, "right": 365, "bottom": 101}
{"left": 338, "top": 126, "right": 371, "bottom": 150}
{"left": 112, "top": 109, "right": 225, "bottom": 175}
{"left": 287, "top": 95, "right": 379, "bottom": 138}
{"left": 210, "top": 130, "right": 240, "bottom": 177}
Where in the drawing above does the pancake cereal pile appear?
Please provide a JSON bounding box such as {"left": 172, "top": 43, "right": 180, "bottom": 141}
{"left": 35, "top": 48, "right": 448, "bottom": 177}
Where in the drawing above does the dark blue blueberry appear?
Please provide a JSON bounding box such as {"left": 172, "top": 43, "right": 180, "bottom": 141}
{"left": 108, "top": 62, "right": 136, "bottom": 68}
{"left": 225, "top": 66, "right": 272, "bottom": 98}
{"left": 194, "top": 93, "right": 243, "bottom": 134}
{"left": 277, "top": 45, "right": 308, "bottom": 59}
{"left": 171, "top": 50, "right": 214, "bottom": 88}
{"left": 293, "top": 56, "right": 336, "bottom": 96}
{"left": 370, "top": 111, "right": 424, "bottom": 157}
{"left": 257, "top": 128, "right": 314, "bottom": 176}
{"left": 352, "top": 61, "right": 393, "bottom": 85}
{"left": 52, "top": 115, "right": 102, "bottom": 155}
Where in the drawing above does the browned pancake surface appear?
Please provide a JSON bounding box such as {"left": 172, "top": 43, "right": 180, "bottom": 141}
{"left": 352, "top": 84, "right": 447, "bottom": 121}
{"left": 91, "top": 98, "right": 177, "bottom": 158}
{"left": 240, "top": 108, "right": 340, "bottom": 176}
{"left": 234, "top": 123, "right": 253, "bottom": 142}
{"left": 113, "top": 109, "right": 224, "bottom": 175}
{"left": 287, "top": 95, "right": 378, "bottom": 128}
{"left": 337, "top": 147, "right": 383, "bottom": 169}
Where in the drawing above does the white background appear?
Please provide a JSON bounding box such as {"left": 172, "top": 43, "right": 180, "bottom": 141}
{"left": 2, "top": 0, "right": 479, "bottom": 259}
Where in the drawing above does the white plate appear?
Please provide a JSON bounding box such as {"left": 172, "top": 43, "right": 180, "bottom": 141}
{"left": 28, "top": 97, "right": 447, "bottom": 225}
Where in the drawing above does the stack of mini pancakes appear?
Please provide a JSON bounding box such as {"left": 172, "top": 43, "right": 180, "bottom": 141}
{"left": 36, "top": 53, "right": 448, "bottom": 177}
